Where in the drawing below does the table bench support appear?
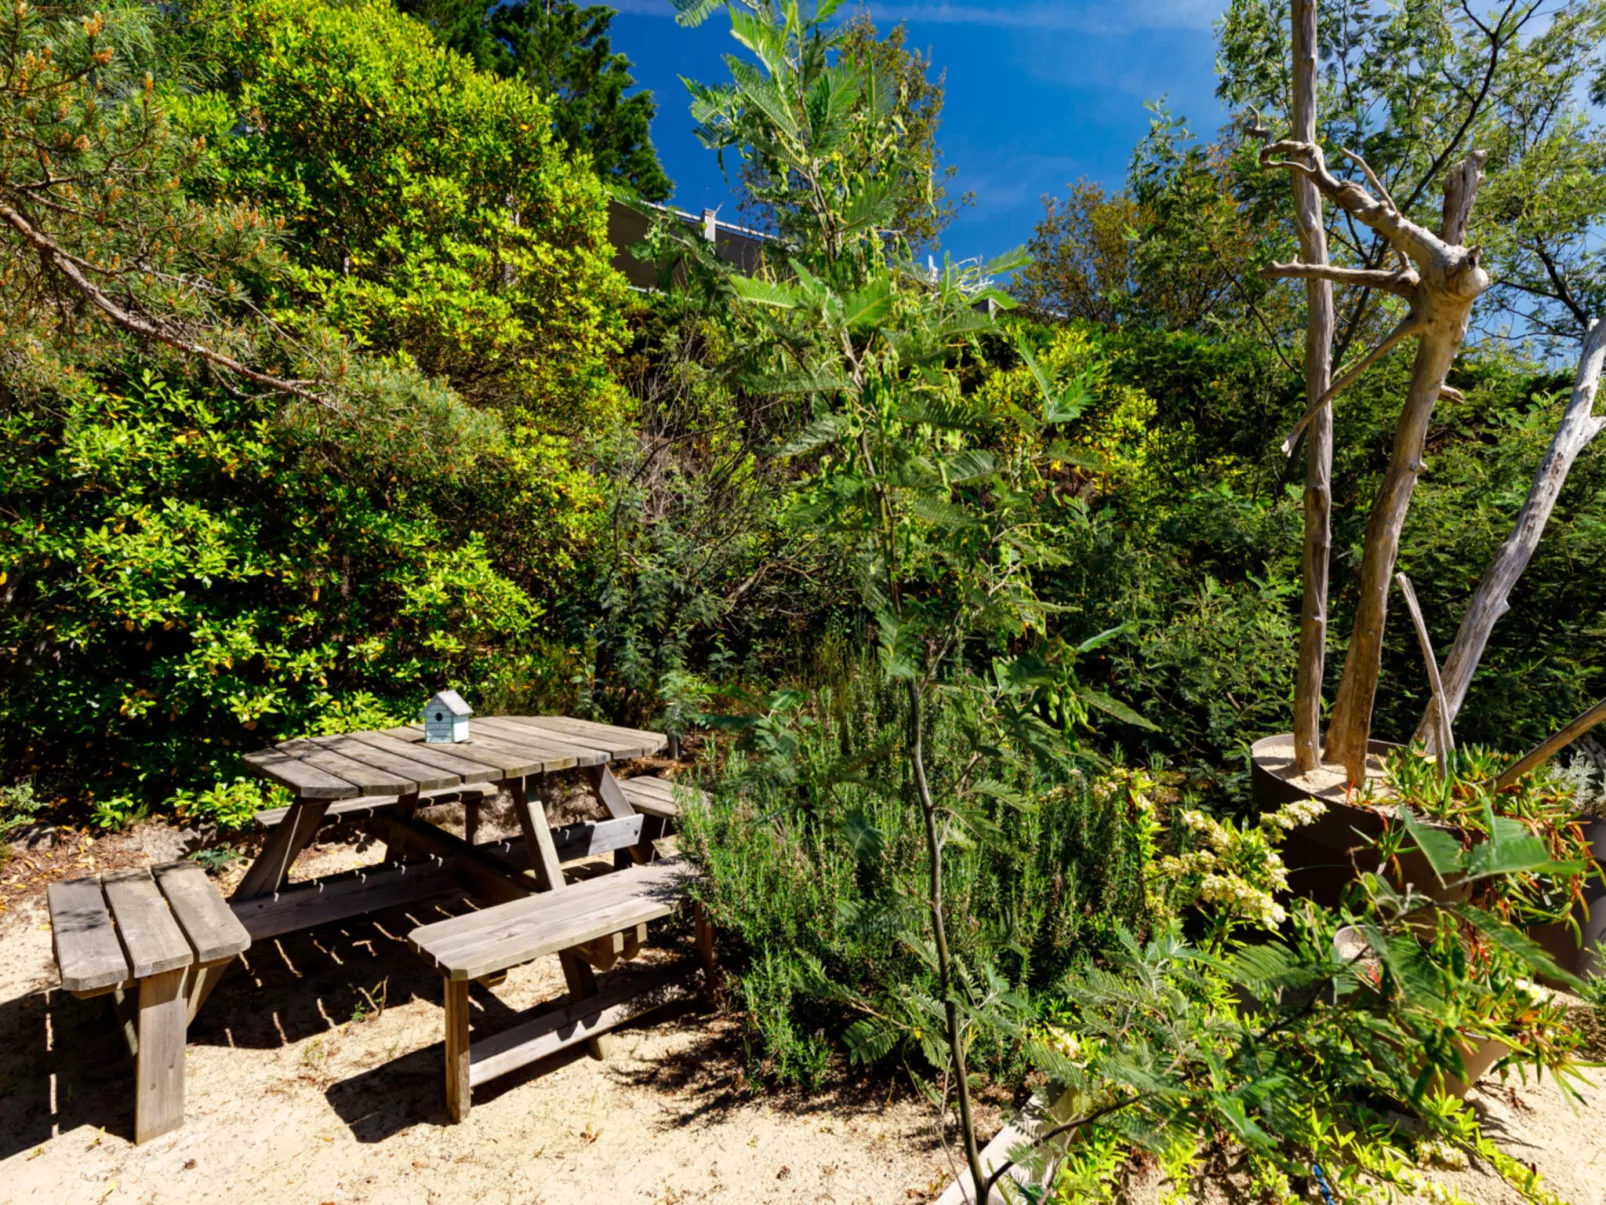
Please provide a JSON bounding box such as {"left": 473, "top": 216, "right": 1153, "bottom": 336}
{"left": 233, "top": 800, "right": 331, "bottom": 900}
{"left": 445, "top": 978, "right": 472, "bottom": 1124}
{"left": 135, "top": 968, "right": 188, "bottom": 1144}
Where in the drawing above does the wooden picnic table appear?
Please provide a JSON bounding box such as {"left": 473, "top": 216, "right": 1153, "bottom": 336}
{"left": 235, "top": 715, "right": 669, "bottom": 941}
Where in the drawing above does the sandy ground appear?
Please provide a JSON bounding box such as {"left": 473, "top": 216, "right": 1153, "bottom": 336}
{"left": 0, "top": 815, "right": 1602, "bottom": 1205}
{"left": 0, "top": 817, "right": 960, "bottom": 1205}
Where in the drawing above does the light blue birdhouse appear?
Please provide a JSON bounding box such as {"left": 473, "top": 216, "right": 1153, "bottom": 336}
{"left": 423, "top": 689, "right": 472, "bottom": 743}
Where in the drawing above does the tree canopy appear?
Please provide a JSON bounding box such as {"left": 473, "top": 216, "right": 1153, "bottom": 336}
{"left": 398, "top": 0, "right": 673, "bottom": 202}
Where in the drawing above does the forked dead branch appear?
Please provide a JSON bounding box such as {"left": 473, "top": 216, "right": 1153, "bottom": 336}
{"left": 1254, "top": 119, "right": 1492, "bottom": 784}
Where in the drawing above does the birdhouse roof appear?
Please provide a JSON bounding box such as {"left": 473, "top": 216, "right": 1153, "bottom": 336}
{"left": 426, "top": 689, "right": 473, "bottom": 716}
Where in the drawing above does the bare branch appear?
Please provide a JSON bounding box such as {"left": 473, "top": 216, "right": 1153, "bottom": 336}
{"left": 1260, "top": 260, "right": 1419, "bottom": 299}
{"left": 1339, "top": 147, "right": 1409, "bottom": 271}
{"left": 1281, "top": 314, "right": 1423, "bottom": 456}
{"left": 0, "top": 199, "right": 334, "bottom": 410}
{"left": 1395, "top": 572, "right": 1454, "bottom": 771}
{"left": 1260, "top": 139, "right": 1448, "bottom": 270}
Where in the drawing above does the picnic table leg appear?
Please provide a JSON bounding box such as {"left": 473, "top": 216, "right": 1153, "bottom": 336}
{"left": 444, "top": 977, "right": 471, "bottom": 1123}
{"left": 557, "top": 951, "right": 611, "bottom": 1059}
{"left": 508, "top": 778, "right": 564, "bottom": 893}
{"left": 507, "top": 777, "right": 611, "bottom": 1059}
{"left": 583, "top": 764, "right": 653, "bottom": 868}
{"left": 135, "top": 967, "right": 187, "bottom": 1144}
{"left": 463, "top": 796, "right": 480, "bottom": 846}
{"left": 232, "top": 799, "right": 331, "bottom": 901}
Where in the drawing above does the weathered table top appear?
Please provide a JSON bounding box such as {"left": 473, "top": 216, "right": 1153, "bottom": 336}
{"left": 243, "top": 716, "right": 668, "bottom": 800}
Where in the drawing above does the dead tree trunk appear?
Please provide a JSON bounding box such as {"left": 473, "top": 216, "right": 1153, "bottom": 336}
{"left": 1290, "top": 0, "right": 1335, "bottom": 775}
{"left": 1414, "top": 317, "right": 1606, "bottom": 747}
{"left": 1256, "top": 141, "right": 1491, "bottom": 785}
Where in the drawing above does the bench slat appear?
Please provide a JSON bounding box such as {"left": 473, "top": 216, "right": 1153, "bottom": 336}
{"left": 152, "top": 861, "right": 251, "bottom": 964}
{"left": 410, "top": 859, "right": 694, "bottom": 981}
{"left": 103, "top": 868, "right": 194, "bottom": 978}
{"left": 242, "top": 748, "right": 359, "bottom": 800}
{"left": 48, "top": 876, "right": 132, "bottom": 994}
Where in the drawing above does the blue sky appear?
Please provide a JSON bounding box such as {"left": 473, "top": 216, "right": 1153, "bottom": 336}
{"left": 606, "top": 0, "right": 1234, "bottom": 261}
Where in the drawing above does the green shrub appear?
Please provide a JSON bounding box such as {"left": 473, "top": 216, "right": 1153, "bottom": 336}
{"left": 680, "top": 650, "right": 1156, "bottom": 1088}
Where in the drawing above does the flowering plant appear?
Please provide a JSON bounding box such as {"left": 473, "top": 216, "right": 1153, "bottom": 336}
{"left": 1158, "top": 797, "right": 1324, "bottom": 929}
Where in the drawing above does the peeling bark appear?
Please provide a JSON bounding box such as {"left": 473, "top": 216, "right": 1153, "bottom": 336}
{"left": 1290, "top": 0, "right": 1335, "bottom": 774}
{"left": 1417, "top": 318, "right": 1606, "bottom": 746}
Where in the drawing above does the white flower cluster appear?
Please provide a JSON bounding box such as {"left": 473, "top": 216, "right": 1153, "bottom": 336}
{"left": 1196, "top": 872, "right": 1286, "bottom": 927}
{"left": 1155, "top": 802, "right": 1321, "bottom": 927}
{"left": 1261, "top": 796, "right": 1326, "bottom": 831}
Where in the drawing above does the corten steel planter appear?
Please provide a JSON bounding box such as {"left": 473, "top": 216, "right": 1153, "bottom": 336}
{"left": 1251, "top": 734, "right": 1468, "bottom": 908}
{"left": 1527, "top": 816, "right": 1606, "bottom": 981}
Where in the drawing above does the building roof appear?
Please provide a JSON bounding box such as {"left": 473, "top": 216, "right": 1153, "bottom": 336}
{"left": 425, "top": 689, "right": 472, "bottom": 717}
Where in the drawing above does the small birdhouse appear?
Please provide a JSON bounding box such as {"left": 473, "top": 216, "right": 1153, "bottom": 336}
{"left": 423, "top": 689, "right": 472, "bottom": 744}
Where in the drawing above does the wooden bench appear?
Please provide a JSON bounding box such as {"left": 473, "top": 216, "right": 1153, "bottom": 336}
{"left": 408, "top": 857, "right": 712, "bottom": 1121}
{"left": 47, "top": 861, "right": 251, "bottom": 1142}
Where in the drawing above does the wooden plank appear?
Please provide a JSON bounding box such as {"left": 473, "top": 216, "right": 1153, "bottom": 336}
{"left": 254, "top": 782, "right": 497, "bottom": 830}
{"left": 520, "top": 715, "right": 668, "bottom": 755}
{"left": 242, "top": 748, "right": 359, "bottom": 800}
{"left": 152, "top": 861, "right": 251, "bottom": 964}
{"left": 574, "top": 922, "right": 647, "bottom": 973}
{"left": 307, "top": 734, "right": 464, "bottom": 791}
{"left": 230, "top": 859, "right": 465, "bottom": 941}
{"left": 551, "top": 815, "right": 643, "bottom": 861}
{"left": 48, "top": 877, "right": 131, "bottom": 994}
{"left": 376, "top": 815, "right": 535, "bottom": 906}
{"left": 233, "top": 799, "right": 331, "bottom": 900}
{"left": 510, "top": 779, "right": 565, "bottom": 894}
{"left": 273, "top": 738, "right": 424, "bottom": 795}
{"left": 467, "top": 960, "right": 696, "bottom": 1088}
{"left": 380, "top": 726, "right": 539, "bottom": 778}
{"left": 102, "top": 868, "right": 194, "bottom": 978}
{"left": 456, "top": 722, "right": 601, "bottom": 772}
{"left": 407, "top": 856, "right": 684, "bottom": 948}
{"left": 470, "top": 717, "right": 612, "bottom": 767}
{"left": 512, "top": 716, "right": 663, "bottom": 759}
{"left": 336, "top": 730, "right": 500, "bottom": 783}
{"left": 445, "top": 978, "right": 472, "bottom": 1123}
{"left": 391, "top": 724, "right": 571, "bottom": 776}
{"left": 134, "top": 967, "right": 187, "bottom": 1144}
{"left": 410, "top": 860, "right": 695, "bottom": 981}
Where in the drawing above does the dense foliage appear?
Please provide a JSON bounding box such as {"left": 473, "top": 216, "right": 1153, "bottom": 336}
{"left": 397, "top": 0, "right": 673, "bottom": 202}
{"left": 3, "top": 1, "right": 1604, "bottom": 1198}
{"left": 1, "top": 0, "right": 624, "bottom": 823}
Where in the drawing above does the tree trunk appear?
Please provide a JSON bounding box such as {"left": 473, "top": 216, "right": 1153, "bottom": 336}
{"left": 1326, "top": 309, "right": 1469, "bottom": 782}
{"left": 1291, "top": 0, "right": 1334, "bottom": 774}
{"left": 1415, "top": 317, "right": 1606, "bottom": 745}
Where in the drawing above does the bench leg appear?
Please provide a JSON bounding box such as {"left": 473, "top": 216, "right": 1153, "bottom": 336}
{"left": 558, "top": 952, "right": 611, "bottom": 1059}
{"left": 445, "top": 978, "right": 471, "bottom": 1123}
{"left": 464, "top": 797, "right": 480, "bottom": 846}
{"left": 695, "top": 903, "right": 720, "bottom": 998}
{"left": 135, "top": 968, "right": 187, "bottom": 1144}
{"left": 185, "top": 959, "right": 232, "bottom": 1026}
